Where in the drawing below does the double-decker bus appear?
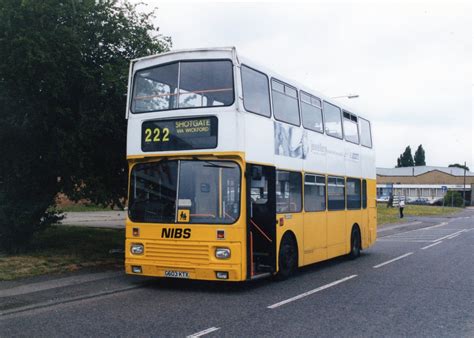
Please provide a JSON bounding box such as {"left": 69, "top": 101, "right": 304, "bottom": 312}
{"left": 125, "top": 47, "right": 376, "bottom": 281}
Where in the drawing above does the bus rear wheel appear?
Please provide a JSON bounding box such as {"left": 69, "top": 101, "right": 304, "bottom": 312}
{"left": 348, "top": 226, "right": 361, "bottom": 260}
{"left": 276, "top": 234, "right": 297, "bottom": 280}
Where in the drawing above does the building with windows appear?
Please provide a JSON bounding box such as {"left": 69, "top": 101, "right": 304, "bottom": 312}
{"left": 376, "top": 166, "right": 474, "bottom": 205}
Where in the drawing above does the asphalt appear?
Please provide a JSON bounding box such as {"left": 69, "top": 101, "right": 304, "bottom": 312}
{"left": 1, "top": 208, "right": 473, "bottom": 337}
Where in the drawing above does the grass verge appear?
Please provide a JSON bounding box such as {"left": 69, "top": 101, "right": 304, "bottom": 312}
{"left": 0, "top": 226, "right": 124, "bottom": 281}
{"left": 377, "top": 203, "right": 461, "bottom": 225}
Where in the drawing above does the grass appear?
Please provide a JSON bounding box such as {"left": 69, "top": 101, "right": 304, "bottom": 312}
{"left": 57, "top": 204, "right": 115, "bottom": 212}
{"left": 377, "top": 203, "right": 461, "bottom": 225}
{"left": 0, "top": 226, "right": 124, "bottom": 281}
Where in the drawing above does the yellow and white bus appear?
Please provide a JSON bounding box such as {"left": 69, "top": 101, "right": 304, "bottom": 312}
{"left": 125, "top": 47, "right": 376, "bottom": 281}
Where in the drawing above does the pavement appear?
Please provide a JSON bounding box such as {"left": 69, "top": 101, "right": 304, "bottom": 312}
{"left": 60, "top": 211, "right": 126, "bottom": 229}
{"left": 2, "top": 208, "right": 473, "bottom": 337}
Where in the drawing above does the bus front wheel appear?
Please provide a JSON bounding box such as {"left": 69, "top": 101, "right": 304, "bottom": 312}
{"left": 276, "top": 234, "right": 298, "bottom": 280}
{"left": 348, "top": 226, "right": 361, "bottom": 260}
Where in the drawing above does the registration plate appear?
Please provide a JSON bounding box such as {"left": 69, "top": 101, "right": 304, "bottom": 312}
{"left": 164, "top": 270, "right": 189, "bottom": 279}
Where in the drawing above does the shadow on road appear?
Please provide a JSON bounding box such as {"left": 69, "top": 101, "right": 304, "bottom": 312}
{"left": 139, "top": 252, "right": 373, "bottom": 294}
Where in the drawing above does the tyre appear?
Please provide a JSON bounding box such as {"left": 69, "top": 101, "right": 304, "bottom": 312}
{"left": 348, "top": 226, "right": 361, "bottom": 260}
{"left": 276, "top": 234, "right": 298, "bottom": 280}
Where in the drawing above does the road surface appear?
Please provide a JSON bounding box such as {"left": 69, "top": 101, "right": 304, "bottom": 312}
{"left": 2, "top": 209, "right": 473, "bottom": 337}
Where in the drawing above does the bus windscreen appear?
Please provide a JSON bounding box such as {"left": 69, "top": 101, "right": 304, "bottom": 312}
{"left": 129, "top": 160, "right": 241, "bottom": 224}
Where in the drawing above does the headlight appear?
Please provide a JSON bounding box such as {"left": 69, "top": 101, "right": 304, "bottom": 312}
{"left": 215, "top": 247, "right": 231, "bottom": 259}
{"left": 131, "top": 243, "right": 144, "bottom": 255}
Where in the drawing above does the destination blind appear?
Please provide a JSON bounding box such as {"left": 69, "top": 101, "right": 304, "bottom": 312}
{"left": 141, "top": 116, "right": 218, "bottom": 152}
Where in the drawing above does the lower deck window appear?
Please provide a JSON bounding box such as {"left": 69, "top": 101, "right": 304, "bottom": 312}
{"left": 276, "top": 170, "right": 302, "bottom": 213}
{"left": 304, "top": 174, "right": 326, "bottom": 211}
{"left": 346, "top": 178, "right": 361, "bottom": 209}
{"left": 328, "top": 176, "right": 345, "bottom": 210}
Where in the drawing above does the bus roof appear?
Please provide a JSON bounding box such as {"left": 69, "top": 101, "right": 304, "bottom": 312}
{"left": 131, "top": 46, "right": 237, "bottom": 62}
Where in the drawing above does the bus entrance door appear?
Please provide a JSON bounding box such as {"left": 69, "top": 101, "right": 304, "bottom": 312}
{"left": 247, "top": 164, "right": 276, "bottom": 278}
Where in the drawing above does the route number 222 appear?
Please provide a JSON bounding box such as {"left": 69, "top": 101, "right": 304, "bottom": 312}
{"left": 144, "top": 127, "right": 170, "bottom": 143}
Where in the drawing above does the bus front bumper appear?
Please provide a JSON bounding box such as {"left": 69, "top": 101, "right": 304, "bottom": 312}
{"left": 125, "top": 260, "right": 242, "bottom": 281}
{"left": 125, "top": 239, "right": 244, "bottom": 281}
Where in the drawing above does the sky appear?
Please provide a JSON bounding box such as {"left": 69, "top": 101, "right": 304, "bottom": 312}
{"left": 136, "top": 0, "right": 473, "bottom": 169}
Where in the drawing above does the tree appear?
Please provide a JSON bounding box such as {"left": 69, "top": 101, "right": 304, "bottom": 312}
{"left": 448, "top": 163, "right": 470, "bottom": 171}
{"left": 443, "top": 191, "right": 464, "bottom": 207}
{"left": 0, "top": 0, "right": 171, "bottom": 251}
{"left": 396, "top": 146, "right": 414, "bottom": 167}
{"left": 414, "top": 144, "right": 426, "bottom": 166}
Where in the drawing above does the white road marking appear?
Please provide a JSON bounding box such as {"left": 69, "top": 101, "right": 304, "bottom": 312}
{"left": 446, "top": 233, "right": 461, "bottom": 239}
{"left": 378, "top": 239, "right": 435, "bottom": 243}
{"left": 373, "top": 252, "right": 414, "bottom": 269}
{"left": 421, "top": 241, "right": 443, "bottom": 250}
{"left": 267, "top": 275, "right": 357, "bottom": 309}
{"left": 377, "top": 221, "right": 421, "bottom": 233}
{"left": 422, "top": 221, "right": 448, "bottom": 230}
{"left": 379, "top": 227, "right": 468, "bottom": 243}
{"left": 433, "top": 230, "right": 466, "bottom": 242}
{"left": 187, "top": 327, "right": 220, "bottom": 338}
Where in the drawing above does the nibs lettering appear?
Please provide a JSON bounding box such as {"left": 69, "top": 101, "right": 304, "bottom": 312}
{"left": 161, "top": 228, "right": 191, "bottom": 239}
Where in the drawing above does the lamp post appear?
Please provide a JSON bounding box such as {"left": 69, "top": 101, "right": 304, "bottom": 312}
{"left": 463, "top": 161, "right": 467, "bottom": 207}
{"left": 331, "top": 94, "right": 359, "bottom": 99}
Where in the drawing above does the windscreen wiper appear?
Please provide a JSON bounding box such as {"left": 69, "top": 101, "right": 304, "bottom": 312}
{"left": 202, "top": 161, "right": 234, "bottom": 169}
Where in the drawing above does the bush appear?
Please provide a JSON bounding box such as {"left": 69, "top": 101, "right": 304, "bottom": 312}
{"left": 0, "top": 125, "right": 63, "bottom": 252}
{"left": 443, "top": 191, "right": 464, "bottom": 207}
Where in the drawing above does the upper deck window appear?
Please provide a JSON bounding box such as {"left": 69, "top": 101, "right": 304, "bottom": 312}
{"left": 359, "top": 117, "right": 373, "bottom": 148}
{"left": 241, "top": 65, "right": 271, "bottom": 117}
{"left": 271, "top": 79, "right": 300, "bottom": 126}
{"left": 301, "top": 91, "right": 323, "bottom": 133}
{"left": 323, "top": 101, "right": 343, "bottom": 139}
{"left": 131, "top": 60, "right": 234, "bottom": 113}
{"left": 343, "top": 111, "right": 359, "bottom": 144}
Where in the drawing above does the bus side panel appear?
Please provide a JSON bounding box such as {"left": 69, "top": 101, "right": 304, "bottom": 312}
{"left": 302, "top": 211, "right": 327, "bottom": 265}
{"left": 360, "top": 205, "right": 370, "bottom": 249}
{"left": 326, "top": 210, "right": 346, "bottom": 259}
{"left": 368, "top": 178, "right": 378, "bottom": 246}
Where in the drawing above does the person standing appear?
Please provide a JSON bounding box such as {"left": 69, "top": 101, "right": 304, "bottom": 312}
{"left": 399, "top": 199, "right": 405, "bottom": 218}
{"left": 387, "top": 193, "right": 393, "bottom": 208}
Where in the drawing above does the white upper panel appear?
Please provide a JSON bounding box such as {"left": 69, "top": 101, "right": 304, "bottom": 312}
{"left": 126, "top": 47, "right": 376, "bottom": 179}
